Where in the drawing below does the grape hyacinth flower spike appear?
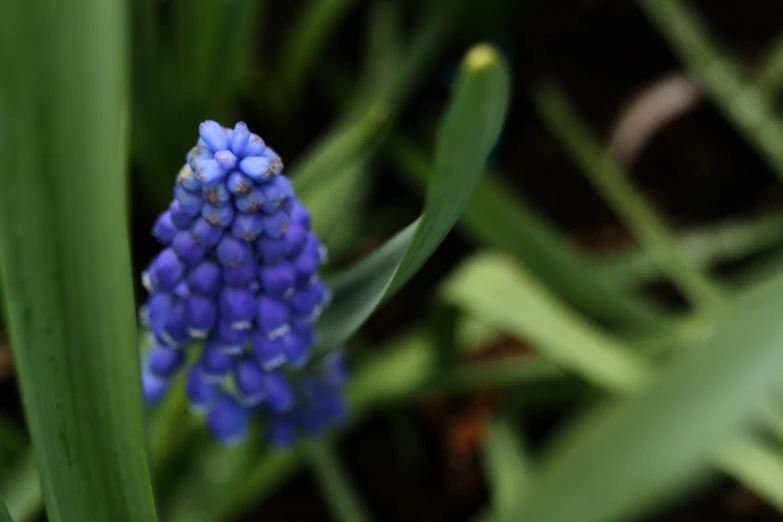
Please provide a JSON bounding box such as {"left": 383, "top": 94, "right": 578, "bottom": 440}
{"left": 140, "top": 121, "right": 345, "bottom": 446}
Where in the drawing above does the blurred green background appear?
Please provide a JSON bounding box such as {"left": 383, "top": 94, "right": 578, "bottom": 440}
{"left": 8, "top": 0, "right": 783, "bottom": 521}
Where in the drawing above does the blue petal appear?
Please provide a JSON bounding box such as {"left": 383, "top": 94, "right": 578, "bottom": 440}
{"left": 202, "top": 182, "right": 231, "bottom": 207}
{"left": 142, "top": 371, "right": 170, "bottom": 405}
{"left": 200, "top": 339, "right": 235, "bottom": 381}
{"left": 190, "top": 218, "right": 224, "bottom": 247}
{"left": 261, "top": 370, "right": 294, "bottom": 412}
{"left": 186, "top": 364, "right": 219, "bottom": 411}
{"left": 214, "top": 150, "right": 237, "bottom": 170}
{"left": 187, "top": 260, "right": 222, "bottom": 295}
{"left": 206, "top": 394, "right": 248, "bottom": 445}
{"left": 219, "top": 287, "right": 257, "bottom": 326}
{"left": 238, "top": 156, "right": 272, "bottom": 182}
{"left": 185, "top": 294, "right": 218, "bottom": 335}
{"left": 258, "top": 262, "right": 295, "bottom": 298}
{"left": 262, "top": 209, "right": 290, "bottom": 239}
{"left": 226, "top": 171, "right": 253, "bottom": 196}
{"left": 230, "top": 122, "right": 251, "bottom": 156}
{"left": 194, "top": 159, "right": 227, "bottom": 185}
{"left": 216, "top": 235, "right": 254, "bottom": 267}
{"left": 222, "top": 260, "right": 257, "bottom": 287}
{"left": 215, "top": 319, "right": 251, "bottom": 354}
{"left": 201, "top": 203, "right": 234, "bottom": 228}
{"left": 172, "top": 232, "right": 206, "bottom": 265}
{"left": 254, "top": 235, "right": 289, "bottom": 264}
{"left": 146, "top": 346, "right": 186, "bottom": 376}
{"left": 252, "top": 331, "right": 287, "bottom": 370}
{"left": 244, "top": 134, "right": 266, "bottom": 157}
{"left": 234, "top": 186, "right": 265, "bottom": 213}
{"left": 199, "top": 120, "right": 229, "bottom": 152}
{"left": 169, "top": 201, "right": 196, "bottom": 230}
{"left": 152, "top": 211, "right": 177, "bottom": 244}
{"left": 231, "top": 213, "right": 265, "bottom": 241}
{"left": 178, "top": 164, "right": 201, "bottom": 192}
{"left": 256, "top": 296, "right": 289, "bottom": 337}
{"left": 234, "top": 357, "right": 266, "bottom": 405}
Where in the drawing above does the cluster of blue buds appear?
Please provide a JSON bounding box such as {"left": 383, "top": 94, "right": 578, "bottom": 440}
{"left": 140, "top": 121, "right": 347, "bottom": 446}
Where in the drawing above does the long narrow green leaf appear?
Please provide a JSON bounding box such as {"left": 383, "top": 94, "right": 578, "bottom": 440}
{"left": 0, "top": 502, "right": 12, "bottom": 522}
{"left": 0, "top": 454, "right": 41, "bottom": 522}
{"left": 446, "top": 252, "right": 783, "bottom": 520}
{"left": 443, "top": 254, "right": 651, "bottom": 391}
{"left": 755, "top": 30, "right": 783, "bottom": 94}
{"left": 588, "top": 211, "right": 783, "bottom": 288}
{"left": 501, "top": 271, "right": 783, "bottom": 522}
{"left": 482, "top": 417, "right": 531, "bottom": 515}
{"left": 0, "top": 1, "right": 158, "bottom": 520}
{"left": 638, "top": 0, "right": 783, "bottom": 181}
{"left": 307, "top": 440, "right": 370, "bottom": 522}
{"left": 277, "top": 0, "right": 358, "bottom": 107}
{"left": 532, "top": 80, "right": 726, "bottom": 311}
{"left": 317, "top": 44, "right": 510, "bottom": 348}
{"left": 389, "top": 136, "right": 671, "bottom": 332}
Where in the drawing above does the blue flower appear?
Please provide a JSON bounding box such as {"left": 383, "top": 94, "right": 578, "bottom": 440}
{"left": 140, "top": 121, "right": 345, "bottom": 446}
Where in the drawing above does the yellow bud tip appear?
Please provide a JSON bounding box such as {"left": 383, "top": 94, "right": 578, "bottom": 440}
{"left": 464, "top": 44, "right": 499, "bottom": 71}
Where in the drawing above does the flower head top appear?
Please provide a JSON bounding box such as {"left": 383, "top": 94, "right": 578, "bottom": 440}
{"left": 140, "top": 121, "right": 344, "bottom": 445}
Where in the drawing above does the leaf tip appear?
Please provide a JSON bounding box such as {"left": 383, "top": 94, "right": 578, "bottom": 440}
{"left": 464, "top": 44, "right": 501, "bottom": 72}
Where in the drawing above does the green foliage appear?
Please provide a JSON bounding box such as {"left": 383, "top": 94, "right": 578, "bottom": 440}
{"left": 317, "top": 44, "right": 511, "bottom": 348}
{"left": 4, "top": 1, "right": 783, "bottom": 521}
{"left": 0, "top": 1, "right": 158, "bottom": 521}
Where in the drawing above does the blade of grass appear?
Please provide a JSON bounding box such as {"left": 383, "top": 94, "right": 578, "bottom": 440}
{"left": 0, "top": 454, "right": 41, "bottom": 522}
{"left": 306, "top": 439, "right": 370, "bottom": 522}
{"left": 446, "top": 252, "right": 783, "bottom": 519}
{"left": 316, "top": 44, "right": 510, "bottom": 349}
{"left": 389, "top": 135, "right": 673, "bottom": 333}
{"left": 638, "top": 0, "right": 783, "bottom": 181}
{"left": 0, "top": 0, "right": 158, "bottom": 519}
{"left": 589, "top": 210, "right": 783, "bottom": 288}
{"left": 0, "top": 502, "right": 12, "bottom": 522}
{"left": 276, "top": 0, "right": 359, "bottom": 109}
{"left": 532, "top": 80, "right": 727, "bottom": 311}
{"left": 755, "top": 31, "right": 783, "bottom": 94}
{"left": 482, "top": 416, "right": 531, "bottom": 515}
{"left": 496, "top": 268, "right": 783, "bottom": 522}
{"left": 364, "top": 0, "right": 402, "bottom": 93}
{"left": 443, "top": 253, "right": 652, "bottom": 391}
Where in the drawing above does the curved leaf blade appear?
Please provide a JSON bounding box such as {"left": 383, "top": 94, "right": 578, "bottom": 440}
{"left": 0, "top": 1, "right": 158, "bottom": 520}
{"left": 317, "top": 43, "right": 511, "bottom": 348}
{"left": 0, "top": 502, "right": 12, "bottom": 522}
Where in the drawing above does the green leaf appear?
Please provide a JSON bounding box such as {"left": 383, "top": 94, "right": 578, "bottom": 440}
{"left": 0, "top": 501, "right": 13, "bottom": 522}
{"left": 317, "top": 44, "right": 511, "bottom": 348}
{"left": 588, "top": 210, "right": 783, "bottom": 289}
{"left": 447, "top": 253, "right": 783, "bottom": 522}
{"left": 389, "top": 136, "right": 672, "bottom": 333}
{"left": 302, "top": 154, "right": 371, "bottom": 259}
{"left": 638, "top": 0, "right": 783, "bottom": 182}
{"left": 277, "top": 0, "right": 359, "bottom": 107}
{"left": 531, "top": 80, "right": 726, "bottom": 311}
{"left": 307, "top": 440, "right": 370, "bottom": 522}
{"left": 0, "top": 1, "right": 158, "bottom": 520}
{"left": 0, "top": 454, "right": 41, "bottom": 522}
{"left": 482, "top": 417, "right": 531, "bottom": 515}
{"left": 443, "top": 253, "right": 652, "bottom": 392}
